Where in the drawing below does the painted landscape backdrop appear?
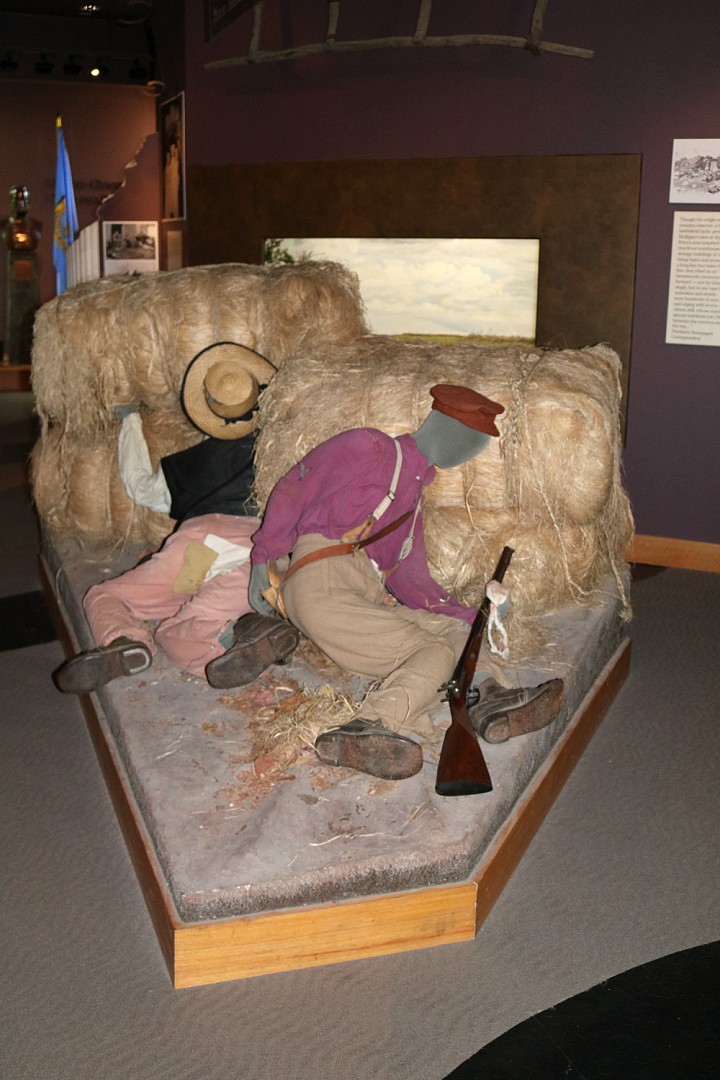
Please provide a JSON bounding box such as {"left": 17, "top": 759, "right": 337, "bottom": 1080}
{"left": 265, "top": 237, "right": 540, "bottom": 346}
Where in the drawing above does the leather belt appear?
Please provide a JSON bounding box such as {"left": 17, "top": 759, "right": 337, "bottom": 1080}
{"left": 281, "top": 509, "right": 414, "bottom": 585}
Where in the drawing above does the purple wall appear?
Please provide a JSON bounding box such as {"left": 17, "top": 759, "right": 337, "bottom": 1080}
{"left": 184, "top": 0, "right": 720, "bottom": 544}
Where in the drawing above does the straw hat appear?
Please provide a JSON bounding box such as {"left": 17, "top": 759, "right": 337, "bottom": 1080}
{"left": 181, "top": 342, "right": 276, "bottom": 440}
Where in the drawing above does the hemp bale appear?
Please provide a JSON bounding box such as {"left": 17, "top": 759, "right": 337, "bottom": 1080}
{"left": 253, "top": 336, "right": 633, "bottom": 650}
{"left": 31, "top": 426, "right": 149, "bottom": 542}
{"left": 31, "top": 275, "right": 133, "bottom": 441}
{"left": 31, "top": 260, "right": 368, "bottom": 439}
{"left": 31, "top": 410, "right": 200, "bottom": 544}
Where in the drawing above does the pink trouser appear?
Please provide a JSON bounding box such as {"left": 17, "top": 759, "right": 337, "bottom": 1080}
{"left": 83, "top": 514, "right": 258, "bottom": 678}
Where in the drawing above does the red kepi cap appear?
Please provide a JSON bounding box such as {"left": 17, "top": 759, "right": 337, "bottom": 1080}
{"left": 429, "top": 383, "right": 505, "bottom": 437}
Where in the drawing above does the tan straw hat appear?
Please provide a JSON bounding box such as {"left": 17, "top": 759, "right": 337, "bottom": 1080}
{"left": 181, "top": 342, "right": 276, "bottom": 439}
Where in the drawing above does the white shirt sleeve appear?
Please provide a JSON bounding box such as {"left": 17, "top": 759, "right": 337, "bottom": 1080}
{"left": 117, "top": 412, "right": 172, "bottom": 514}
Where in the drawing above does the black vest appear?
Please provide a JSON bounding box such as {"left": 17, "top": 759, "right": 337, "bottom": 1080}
{"left": 161, "top": 433, "right": 257, "bottom": 523}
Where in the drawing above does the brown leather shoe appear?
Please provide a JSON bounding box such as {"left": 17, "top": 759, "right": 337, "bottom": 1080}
{"left": 314, "top": 718, "right": 423, "bottom": 780}
{"left": 53, "top": 637, "right": 152, "bottom": 694}
{"left": 468, "top": 678, "right": 563, "bottom": 743}
{"left": 206, "top": 612, "right": 300, "bottom": 689}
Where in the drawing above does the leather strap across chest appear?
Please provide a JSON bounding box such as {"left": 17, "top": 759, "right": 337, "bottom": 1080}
{"left": 281, "top": 508, "right": 414, "bottom": 585}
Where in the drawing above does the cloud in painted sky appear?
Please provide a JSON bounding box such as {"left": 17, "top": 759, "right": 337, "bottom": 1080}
{"left": 276, "top": 237, "right": 539, "bottom": 336}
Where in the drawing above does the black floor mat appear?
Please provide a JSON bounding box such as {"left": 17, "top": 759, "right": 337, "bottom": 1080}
{"left": 444, "top": 940, "right": 720, "bottom": 1079}
{"left": 0, "top": 590, "right": 58, "bottom": 651}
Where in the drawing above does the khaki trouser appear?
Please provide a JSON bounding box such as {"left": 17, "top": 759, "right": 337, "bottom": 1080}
{"left": 281, "top": 533, "right": 470, "bottom": 738}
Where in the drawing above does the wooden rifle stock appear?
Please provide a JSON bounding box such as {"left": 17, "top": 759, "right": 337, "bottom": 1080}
{"left": 435, "top": 546, "right": 514, "bottom": 797}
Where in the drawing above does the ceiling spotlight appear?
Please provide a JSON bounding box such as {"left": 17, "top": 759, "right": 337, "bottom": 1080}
{"left": 128, "top": 58, "right": 149, "bottom": 81}
{"left": 0, "top": 51, "right": 18, "bottom": 73}
{"left": 64, "top": 56, "right": 83, "bottom": 77}
{"left": 90, "top": 60, "right": 109, "bottom": 78}
{"left": 79, "top": 4, "right": 101, "bottom": 13}
{"left": 35, "top": 54, "right": 54, "bottom": 75}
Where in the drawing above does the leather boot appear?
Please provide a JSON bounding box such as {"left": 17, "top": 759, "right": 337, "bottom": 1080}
{"left": 205, "top": 612, "right": 300, "bottom": 689}
{"left": 468, "top": 678, "right": 564, "bottom": 743}
{"left": 53, "top": 637, "right": 152, "bottom": 694}
{"left": 314, "top": 718, "right": 423, "bottom": 780}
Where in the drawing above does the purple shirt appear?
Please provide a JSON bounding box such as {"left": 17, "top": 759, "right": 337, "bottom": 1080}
{"left": 252, "top": 428, "right": 475, "bottom": 625}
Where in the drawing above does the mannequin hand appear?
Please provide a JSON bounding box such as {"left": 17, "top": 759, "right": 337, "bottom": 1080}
{"left": 113, "top": 403, "right": 138, "bottom": 421}
{"left": 249, "top": 562, "right": 274, "bottom": 616}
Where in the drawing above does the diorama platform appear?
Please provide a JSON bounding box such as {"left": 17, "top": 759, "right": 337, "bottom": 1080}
{"left": 41, "top": 530, "right": 631, "bottom": 988}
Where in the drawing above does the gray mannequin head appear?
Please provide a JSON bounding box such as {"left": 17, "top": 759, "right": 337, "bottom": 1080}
{"left": 410, "top": 383, "right": 504, "bottom": 468}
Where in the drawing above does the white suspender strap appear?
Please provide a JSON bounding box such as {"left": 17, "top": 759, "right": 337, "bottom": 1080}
{"left": 398, "top": 501, "right": 422, "bottom": 563}
{"left": 371, "top": 438, "right": 403, "bottom": 522}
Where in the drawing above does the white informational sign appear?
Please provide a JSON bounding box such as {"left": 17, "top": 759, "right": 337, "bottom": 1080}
{"left": 102, "top": 221, "right": 159, "bottom": 277}
{"left": 666, "top": 212, "right": 720, "bottom": 346}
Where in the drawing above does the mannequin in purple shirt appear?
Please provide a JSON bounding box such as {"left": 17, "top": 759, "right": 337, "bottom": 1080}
{"left": 215, "top": 384, "right": 561, "bottom": 781}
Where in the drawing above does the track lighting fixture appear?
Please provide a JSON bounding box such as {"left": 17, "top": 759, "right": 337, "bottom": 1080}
{"left": 0, "top": 51, "right": 18, "bottom": 73}
{"left": 90, "top": 60, "right": 109, "bottom": 78}
{"left": 63, "top": 56, "right": 83, "bottom": 77}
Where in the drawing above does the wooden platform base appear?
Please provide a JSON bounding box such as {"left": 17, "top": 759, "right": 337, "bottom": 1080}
{"left": 0, "top": 364, "right": 31, "bottom": 392}
{"left": 628, "top": 534, "right": 720, "bottom": 574}
{"left": 41, "top": 554, "right": 630, "bottom": 988}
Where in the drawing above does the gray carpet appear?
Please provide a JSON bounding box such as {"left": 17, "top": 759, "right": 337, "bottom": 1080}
{"left": 1, "top": 391, "right": 719, "bottom": 1080}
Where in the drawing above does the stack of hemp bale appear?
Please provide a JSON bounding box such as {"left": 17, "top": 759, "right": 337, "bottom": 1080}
{"left": 29, "top": 258, "right": 633, "bottom": 660}
{"left": 30, "top": 261, "right": 369, "bottom": 546}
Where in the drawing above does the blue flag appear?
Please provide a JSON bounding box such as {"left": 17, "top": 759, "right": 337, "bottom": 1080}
{"left": 53, "top": 115, "right": 79, "bottom": 295}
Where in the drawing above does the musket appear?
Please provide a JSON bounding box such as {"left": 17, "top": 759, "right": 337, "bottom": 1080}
{"left": 435, "top": 545, "right": 514, "bottom": 797}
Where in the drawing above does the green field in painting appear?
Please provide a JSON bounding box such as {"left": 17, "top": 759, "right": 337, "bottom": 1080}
{"left": 394, "top": 333, "right": 535, "bottom": 347}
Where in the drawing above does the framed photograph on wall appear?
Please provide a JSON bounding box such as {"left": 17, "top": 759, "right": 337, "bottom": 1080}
{"left": 102, "top": 221, "right": 159, "bottom": 277}
{"left": 670, "top": 139, "right": 720, "bottom": 204}
{"left": 161, "top": 92, "right": 186, "bottom": 220}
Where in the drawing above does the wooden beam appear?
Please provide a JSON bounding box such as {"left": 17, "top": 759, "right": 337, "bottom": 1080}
{"left": 206, "top": 33, "right": 593, "bottom": 69}
{"left": 327, "top": 1, "right": 339, "bottom": 44}
{"left": 527, "top": 0, "right": 550, "bottom": 54}
{"left": 248, "top": 0, "right": 263, "bottom": 59}
{"left": 413, "top": 0, "right": 433, "bottom": 44}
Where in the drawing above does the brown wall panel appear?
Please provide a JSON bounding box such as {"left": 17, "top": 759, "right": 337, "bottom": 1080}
{"left": 187, "top": 154, "right": 641, "bottom": 414}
